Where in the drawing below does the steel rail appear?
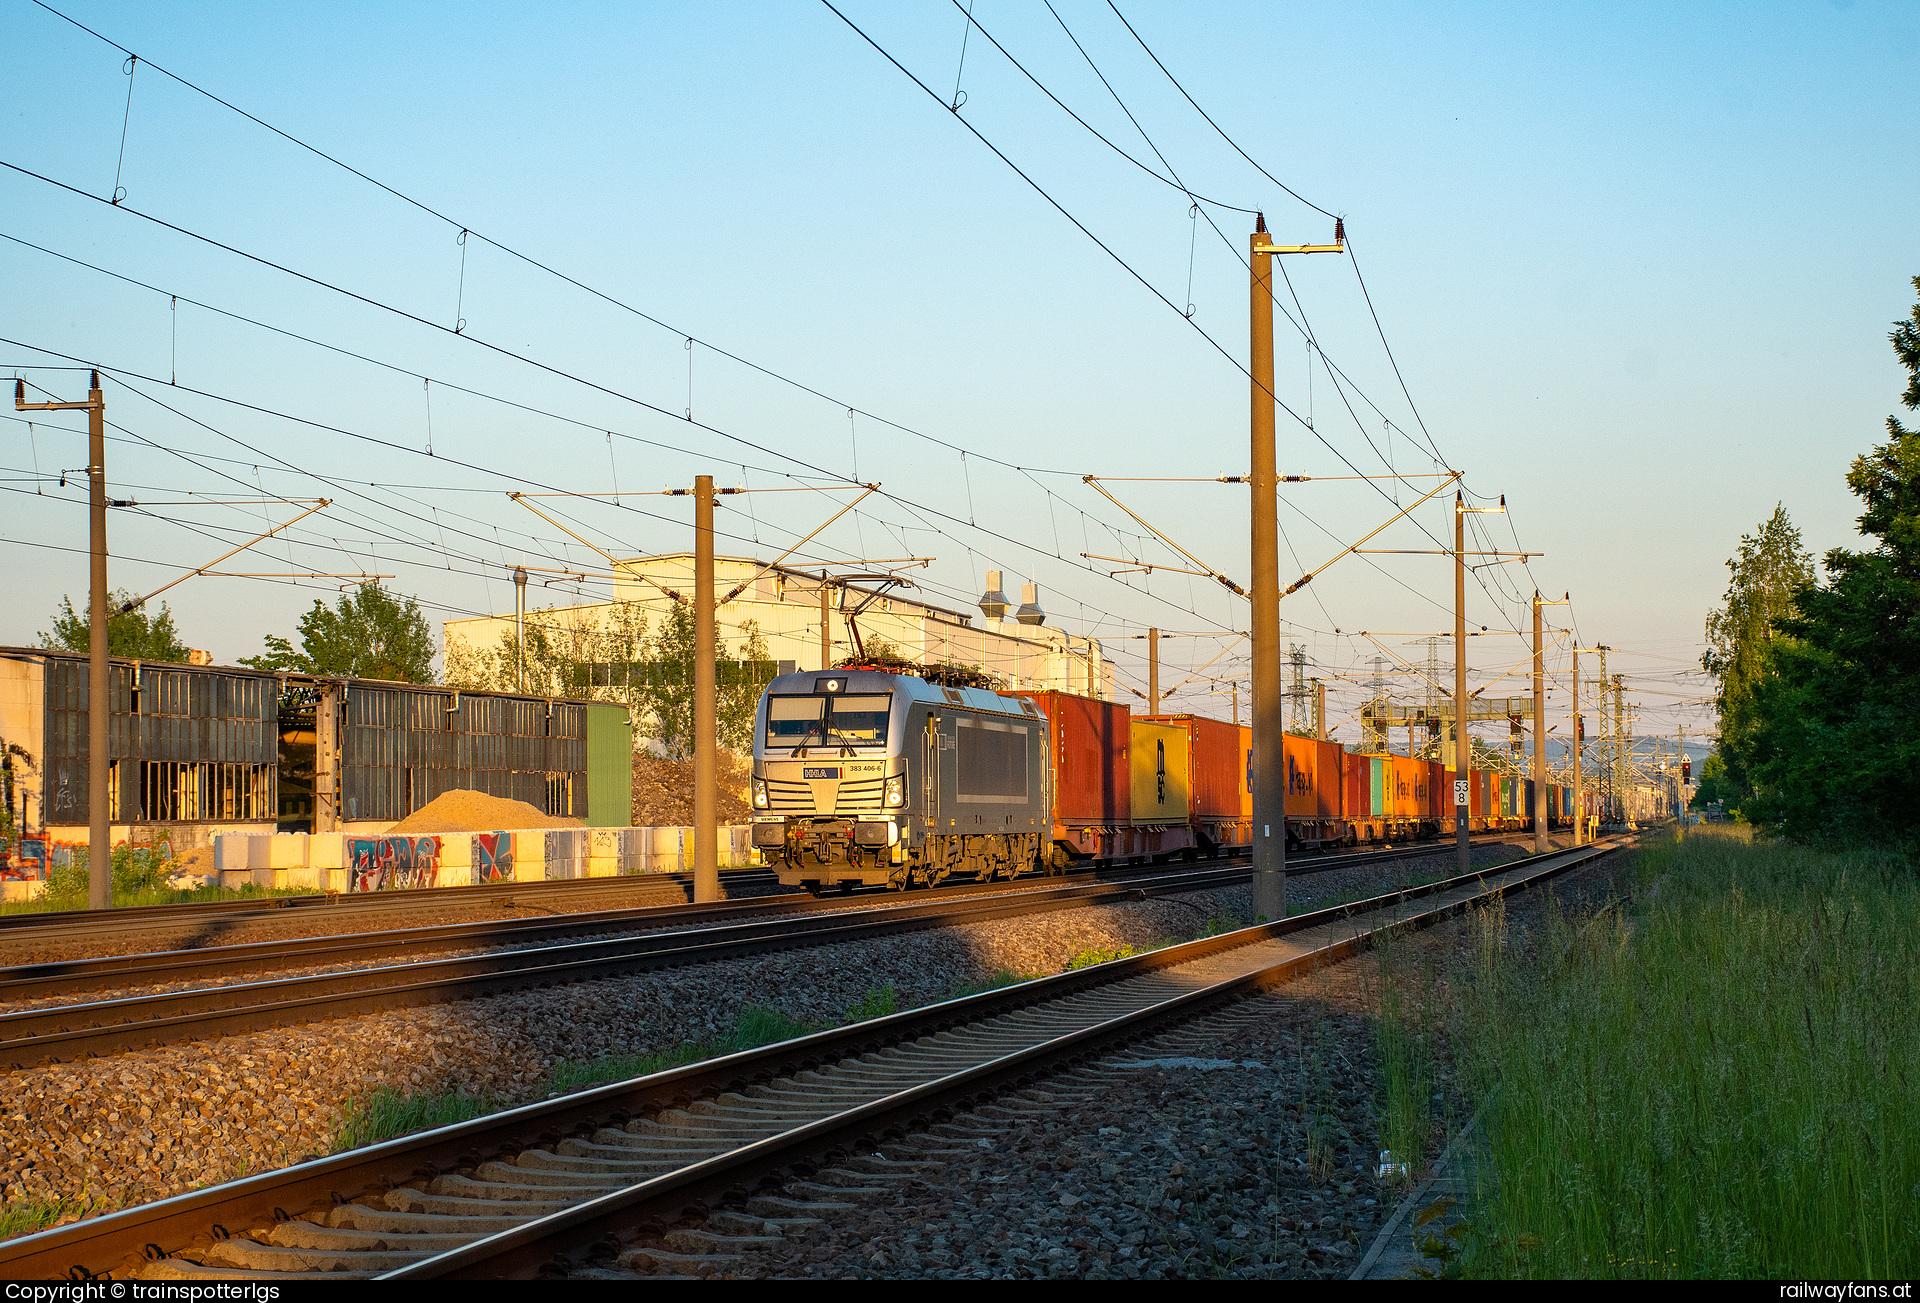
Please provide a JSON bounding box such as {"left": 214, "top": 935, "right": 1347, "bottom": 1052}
{"left": 0, "top": 837, "right": 1625, "bottom": 1282}
{"left": 0, "top": 868, "right": 781, "bottom": 939}
{"left": 0, "top": 835, "right": 1541, "bottom": 1069}
{"left": 0, "top": 833, "right": 1530, "bottom": 999}
{"left": 0, "top": 863, "right": 1256, "bottom": 1068}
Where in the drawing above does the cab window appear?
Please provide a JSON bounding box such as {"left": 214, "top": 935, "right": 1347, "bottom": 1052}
{"left": 766, "top": 695, "right": 825, "bottom": 742}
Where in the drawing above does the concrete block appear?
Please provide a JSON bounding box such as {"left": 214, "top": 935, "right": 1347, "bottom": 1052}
{"left": 248, "top": 834, "right": 306, "bottom": 873}
{"left": 215, "top": 835, "right": 255, "bottom": 875}
{"left": 1, "top": 880, "right": 45, "bottom": 903}
{"left": 648, "top": 827, "right": 688, "bottom": 874}
{"left": 307, "top": 833, "right": 346, "bottom": 872}
{"left": 439, "top": 836, "right": 472, "bottom": 872}
{"left": 509, "top": 829, "right": 545, "bottom": 883}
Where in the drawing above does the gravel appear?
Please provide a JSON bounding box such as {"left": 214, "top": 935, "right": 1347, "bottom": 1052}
{"left": 636, "top": 841, "right": 1631, "bottom": 1281}
{"left": 0, "top": 839, "right": 1553, "bottom": 1230}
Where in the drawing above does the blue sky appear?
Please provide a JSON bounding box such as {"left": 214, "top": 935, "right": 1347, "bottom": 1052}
{"left": 3, "top": 0, "right": 1915, "bottom": 751}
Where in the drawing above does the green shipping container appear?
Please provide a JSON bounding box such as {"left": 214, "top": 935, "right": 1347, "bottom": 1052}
{"left": 584, "top": 702, "right": 633, "bottom": 827}
{"left": 1370, "top": 756, "right": 1385, "bottom": 818}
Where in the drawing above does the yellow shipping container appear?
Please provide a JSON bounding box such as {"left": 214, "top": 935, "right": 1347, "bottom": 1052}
{"left": 1129, "top": 718, "right": 1191, "bottom": 825}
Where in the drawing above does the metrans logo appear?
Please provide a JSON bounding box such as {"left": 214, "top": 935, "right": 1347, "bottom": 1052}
{"left": 803, "top": 767, "right": 840, "bottom": 779}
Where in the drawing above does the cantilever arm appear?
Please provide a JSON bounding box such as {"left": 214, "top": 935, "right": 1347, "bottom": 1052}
{"left": 116, "top": 500, "right": 333, "bottom": 613}
{"left": 1082, "top": 477, "right": 1246, "bottom": 596}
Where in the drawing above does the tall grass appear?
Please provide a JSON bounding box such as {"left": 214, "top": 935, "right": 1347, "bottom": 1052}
{"left": 0, "top": 842, "right": 318, "bottom": 916}
{"left": 1456, "top": 826, "right": 1920, "bottom": 1278}
{"left": 1369, "top": 931, "right": 1442, "bottom": 1188}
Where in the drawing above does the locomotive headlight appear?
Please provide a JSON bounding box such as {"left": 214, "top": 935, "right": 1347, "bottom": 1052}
{"left": 884, "top": 775, "right": 905, "bottom": 808}
{"left": 752, "top": 777, "right": 769, "bottom": 809}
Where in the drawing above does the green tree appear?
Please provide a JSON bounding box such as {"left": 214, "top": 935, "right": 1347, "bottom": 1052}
{"left": 638, "top": 603, "right": 773, "bottom": 757}
{"left": 240, "top": 584, "right": 436, "bottom": 683}
{"left": 1741, "top": 276, "right": 1920, "bottom": 849}
{"left": 442, "top": 599, "right": 773, "bottom": 755}
{"left": 444, "top": 599, "right": 652, "bottom": 719}
{"left": 1688, "top": 752, "right": 1738, "bottom": 811}
{"left": 1700, "top": 505, "right": 1815, "bottom": 807}
{"left": 39, "top": 589, "right": 191, "bottom": 661}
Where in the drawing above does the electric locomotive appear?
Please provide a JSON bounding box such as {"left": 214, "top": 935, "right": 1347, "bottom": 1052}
{"left": 748, "top": 668, "right": 1055, "bottom": 892}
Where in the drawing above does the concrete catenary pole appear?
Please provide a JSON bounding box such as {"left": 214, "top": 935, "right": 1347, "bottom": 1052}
{"left": 15, "top": 372, "right": 109, "bottom": 908}
{"left": 819, "top": 576, "right": 832, "bottom": 671}
{"left": 694, "top": 475, "right": 720, "bottom": 904}
{"left": 513, "top": 565, "right": 528, "bottom": 693}
{"left": 1532, "top": 592, "right": 1547, "bottom": 853}
{"left": 1454, "top": 493, "right": 1470, "bottom": 876}
{"left": 1148, "top": 627, "right": 1159, "bottom": 715}
{"left": 1248, "top": 219, "right": 1285, "bottom": 923}
{"left": 85, "top": 373, "right": 107, "bottom": 910}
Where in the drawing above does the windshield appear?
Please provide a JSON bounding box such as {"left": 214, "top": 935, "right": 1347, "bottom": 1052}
{"left": 763, "top": 693, "right": 891, "bottom": 747}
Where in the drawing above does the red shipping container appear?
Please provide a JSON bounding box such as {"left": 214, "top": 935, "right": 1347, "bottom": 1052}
{"left": 1007, "top": 690, "right": 1129, "bottom": 825}
{"left": 1143, "top": 714, "right": 1242, "bottom": 820}
{"left": 1345, "top": 750, "right": 1369, "bottom": 820}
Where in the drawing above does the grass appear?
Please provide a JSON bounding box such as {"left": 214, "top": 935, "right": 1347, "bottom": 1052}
{"left": 1368, "top": 931, "right": 1442, "bottom": 1193}
{"left": 1451, "top": 825, "right": 1920, "bottom": 1279}
{"left": 0, "top": 842, "right": 319, "bottom": 916}
{"left": 330, "top": 1086, "right": 503, "bottom": 1153}
{"left": 0, "top": 1198, "right": 74, "bottom": 1241}
{"left": 945, "top": 969, "right": 1039, "bottom": 999}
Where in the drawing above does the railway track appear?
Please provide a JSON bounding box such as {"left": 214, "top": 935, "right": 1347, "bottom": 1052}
{"left": 0, "top": 834, "right": 1530, "bottom": 1000}
{"left": 0, "top": 867, "right": 784, "bottom": 950}
{"left": 0, "top": 837, "right": 1535, "bottom": 1068}
{"left": 0, "top": 837, "right": 1625, "bottom": 1281}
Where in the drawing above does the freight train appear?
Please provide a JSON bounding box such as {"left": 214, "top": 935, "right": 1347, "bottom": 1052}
{"left": 748, "top": 667, "right": 1582, "bottom": 893}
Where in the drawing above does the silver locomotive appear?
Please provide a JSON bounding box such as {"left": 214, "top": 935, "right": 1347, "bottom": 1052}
{"left": 748, "top": 668, "right": 1056, "bottom": 892}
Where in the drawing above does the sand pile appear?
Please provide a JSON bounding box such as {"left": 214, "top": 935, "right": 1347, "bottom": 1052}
{"left": 388, "top": 790, "right": 583, "bottom": 834}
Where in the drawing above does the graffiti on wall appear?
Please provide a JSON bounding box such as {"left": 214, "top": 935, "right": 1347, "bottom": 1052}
{"left": 472, "top": 832, "right": 514, "bottom": 884}
{"left": 348, "top": 835, "right": 442, "bottom": 892}
{"left": 1, "top": 837, "right": 48, "bottom": 881}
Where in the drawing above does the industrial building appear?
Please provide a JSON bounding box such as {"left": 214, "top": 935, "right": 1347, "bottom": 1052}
{"left": 442, "top": 555, "right": 1110, "bottom": 745}
{"left": 0, "top": 646, "right": 629, "bottom": 876}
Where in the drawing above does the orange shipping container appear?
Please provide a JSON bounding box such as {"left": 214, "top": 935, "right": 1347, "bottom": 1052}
{"left": 1283, "top": 733, "right": 1340, "bottom": 820}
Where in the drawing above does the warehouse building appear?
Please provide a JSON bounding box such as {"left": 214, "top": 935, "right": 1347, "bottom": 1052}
{"left": 0, "top": 647, "right": 629, "bottom": 875}
{"left": 442, "top": 553, "right": 1109, "bottom": 747}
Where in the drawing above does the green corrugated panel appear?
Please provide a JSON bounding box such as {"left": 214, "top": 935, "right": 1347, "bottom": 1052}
{"left": 584, "top": 702, "right": 633, "bottom": 827}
